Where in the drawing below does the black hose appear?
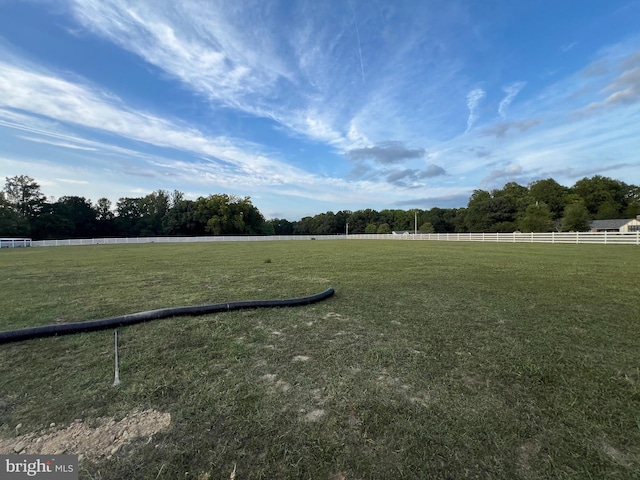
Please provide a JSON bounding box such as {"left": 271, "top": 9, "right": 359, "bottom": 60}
{"left": 0, "top": 287, "right": 335, "bottom": 344}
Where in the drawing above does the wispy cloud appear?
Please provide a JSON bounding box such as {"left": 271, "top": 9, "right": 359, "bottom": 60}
{"left": 577, "top": 50, "right": 640, "bottom": 114}
{"left": 482, "top": 163, "right": 527, "bottom": 187}
{"left": 424, "top": 164, "right": 447, "bottom": 177}
{"left": 0, "top": 60, "right": 291, "bottom": 183}
{"left": 56, "top": 178, "right": 90, "bottom": 184}
{"left": 17, "top": 136, "right": 98, "bottom": 151}
{"left": 498, "top": 82, "right": 526, "bottom": 118}
{"left": 351, "top": 2, "right": 365, "bottom": 83}
{"left": 347, "top": 141, "right": 426, "bottom": 164}
{"left": 483, "top": 119, "right": 541, "bottom": 138}
{"left": 385, "top": 164, "right": 446, "bottom": 187}
{"left": 394, "top": 192, "right": 472, "bottom": 209}
{"left": 0, "top": 57, "right": 434, "bottom": 211}
{"left": 465, "top": 88, "right": 485, "bottom": 133}
{"left": 66, "top": 0, "right": 356, "bottom": 148}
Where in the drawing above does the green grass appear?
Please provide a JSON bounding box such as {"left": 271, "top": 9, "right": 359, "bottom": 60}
{"left": 1, "top": 240, "right": 639, "bottom": 479}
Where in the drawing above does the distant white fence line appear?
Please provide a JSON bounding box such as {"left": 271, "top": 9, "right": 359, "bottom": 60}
{"left": 1, "top": 238, "right": 32, "bottom": 248}
{"left": 30, "top": 231, "right": 640, "bottom": 247}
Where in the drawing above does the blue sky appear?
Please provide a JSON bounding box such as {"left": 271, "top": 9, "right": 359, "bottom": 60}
{"left": 1, "top": 0, "right": 639, "bottom": 220}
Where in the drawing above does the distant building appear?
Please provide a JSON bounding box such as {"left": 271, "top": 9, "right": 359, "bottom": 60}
{"left": 590, "top": 215, "right": 640, "bottom": 232}
{"left": 392, "top": 230, "right": 411, "bottom": 235}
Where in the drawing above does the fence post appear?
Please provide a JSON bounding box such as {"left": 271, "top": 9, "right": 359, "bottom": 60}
{"left": 604, "top": 231, "right": 607, "bottom": 245}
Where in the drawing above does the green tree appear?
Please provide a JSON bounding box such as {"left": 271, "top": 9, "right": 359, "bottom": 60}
{"left": 115, "top": 197, "right": 144, "bottom": 236}
{"left": 195, "top": 194, "right": 266, "bottom": 235}
{"left": 4, "top": 175, "right": 46, "bottom": 220}
{"left": 195, "top": 195, "right": 228, "bottom": 235}
{"left": 364, "top": 223, "right": 378, "bottom": 234}
{"left": 95, "top": 198, "right": 114, "bottom": 222}
{"left": 165, "top": 199, "right": 201, "bottom": 235}
{"left": 624, "top": 185, "right": 640, "bottom": 218}
{"left": 0, "top": 191, "right": 29, "bottom": 236}
{"left": 293, "top": 216, "right": 313, "bottom": 234}
{"left": 238, "top": 197, "right": 269, "bottom": 235}
{"left": 95, "top": 198, "right": 116, "bottom": 236}
{"left": 31, "top": 202, "right": 75, "bottom": 239}
{"left": 447, "top": 208, "right": 468, "bottom": 233}
{"left": 377, "top": 223, "right": 391, "bottom": 234}
{"left": 57, "top": 196, "right": 98, "bottom": 237}
{"left": 313, "top": 212, "right": 340, "bottom": 234}
{"left": 572, "top": 176, "right": 628, "bottom": 216}
{"left": 562, "top": 203, "right": 590, "bottom": 231}
{"left": 261, "top": 221, "right": 275, "bottom": 236}
{"left": 529, "top": 178, "right": 568, "bottom": 220}
{"left": 518, "top": 203, "right": 555, "bottom": 232}
{"left": 347, "top": 209, "right": 380, "bottom": 234}
{"left": 465, "top": 190, "right": 493, "bottom": 232}
{"left": 426, "top": 207, "right": 455, "bottom": 232}
{"left": 29, "top": 196, "right": 97, "bottom": 239}
{"left": 268, "top": 218, "right": 294, "bottom": 235}
{"left": 418, "top": 222, "right": 435, "bottom": 233}
{"left": 139, "top": 190, "right": 171, "bottom": 236}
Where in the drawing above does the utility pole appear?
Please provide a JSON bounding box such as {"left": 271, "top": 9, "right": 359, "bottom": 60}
{"left": 414, "top": 211, "right": 418, "bottom": 235}
{"left": 346, "top": 223, "right": 349, "bottom": 236}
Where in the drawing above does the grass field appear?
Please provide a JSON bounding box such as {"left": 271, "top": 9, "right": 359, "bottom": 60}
{"left": 1, "top": 240, "right": 639, "bottom": 479}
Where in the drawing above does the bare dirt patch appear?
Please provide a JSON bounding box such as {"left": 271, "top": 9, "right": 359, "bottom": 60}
{"left": 301, "top": 409, "right": 325, "bottom": 423}
{"left": 0, "top": 409, "right": 170, "bottom": 461}
{"left": 517, "top": 440, "right": 540, "bottom": 473}
{"left": 275, "top": 379, "right": 292, "bottom": 393}
{"left": 601, "top": 440, "right": 639, "bottom": 467}
{"left": 462, "top": 374, "right": 485, "bottom": 387}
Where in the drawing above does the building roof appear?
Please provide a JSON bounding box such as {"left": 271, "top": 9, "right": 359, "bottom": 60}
{"left": 589, "top": 219, "right": 634, "bottom": 230}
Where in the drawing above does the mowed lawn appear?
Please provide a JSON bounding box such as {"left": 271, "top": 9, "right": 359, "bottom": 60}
{"left": 0, "top": 240, "right": 639, "bottom": 479}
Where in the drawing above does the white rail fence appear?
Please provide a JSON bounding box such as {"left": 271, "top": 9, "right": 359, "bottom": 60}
{"left": 29, "top": 231, "right": 640, "bottom": 247}
{"left": 1, "top": 238, "right": 32, "bottom": 248}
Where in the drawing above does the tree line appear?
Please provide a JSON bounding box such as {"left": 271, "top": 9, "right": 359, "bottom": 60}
{"left": 275, "top": 176, "right": 639, "bottom": 235}
{"left": 1, "top": 174, "right": 638, "bottom": 240}
{"left": 0, "top": 175, "right": 272, "bottom": 239}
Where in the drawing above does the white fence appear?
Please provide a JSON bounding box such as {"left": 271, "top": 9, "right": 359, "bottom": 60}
{"left": 30, "top": 231, "right": 640, "bottom": 247}
{"left": 1, "top": 238, "right": 32, "bottom": 248}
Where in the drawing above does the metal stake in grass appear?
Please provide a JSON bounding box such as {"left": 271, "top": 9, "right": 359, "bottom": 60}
{"left": 112, "top": 329, "right": 121, "bottom": 387}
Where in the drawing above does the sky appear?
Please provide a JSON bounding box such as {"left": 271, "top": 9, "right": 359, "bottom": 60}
{"left": 1, "top": 1, "right": 640, "bottom": 220}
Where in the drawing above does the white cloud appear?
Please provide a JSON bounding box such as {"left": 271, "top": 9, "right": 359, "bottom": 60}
{"left": 67, "top": 0, "right": 324, "bottom": 141}
{"left": 498, "top": 82, "right": 526, "bottom": 118}
{"left": 0, "top": 60, "right": 295, "bottom": 182}
{"left": 0, "top": 59, "right": 435, "bottom": 209}
{"left": 465, "top": 88, "right": 485, "bottom": 133}
{"left": 56, "top": 178, "right": 90, "bottom": 184}
{"left": 17, "top": 136, "right": 98, "bottom": 151}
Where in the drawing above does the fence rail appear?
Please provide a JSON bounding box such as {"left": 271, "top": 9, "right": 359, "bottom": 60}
{"left": 1, "top": 238, "right": 32, "bottom": 248}
{"left": 29, "top": 231, "right": 640, "bottom": 247}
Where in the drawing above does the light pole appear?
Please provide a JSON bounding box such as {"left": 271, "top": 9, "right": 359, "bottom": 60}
{"left": 346, "top": 222, "right": 349, "bottom": 236}
{"left": 414, "top": 210, "right": 417, "bottom": 235}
